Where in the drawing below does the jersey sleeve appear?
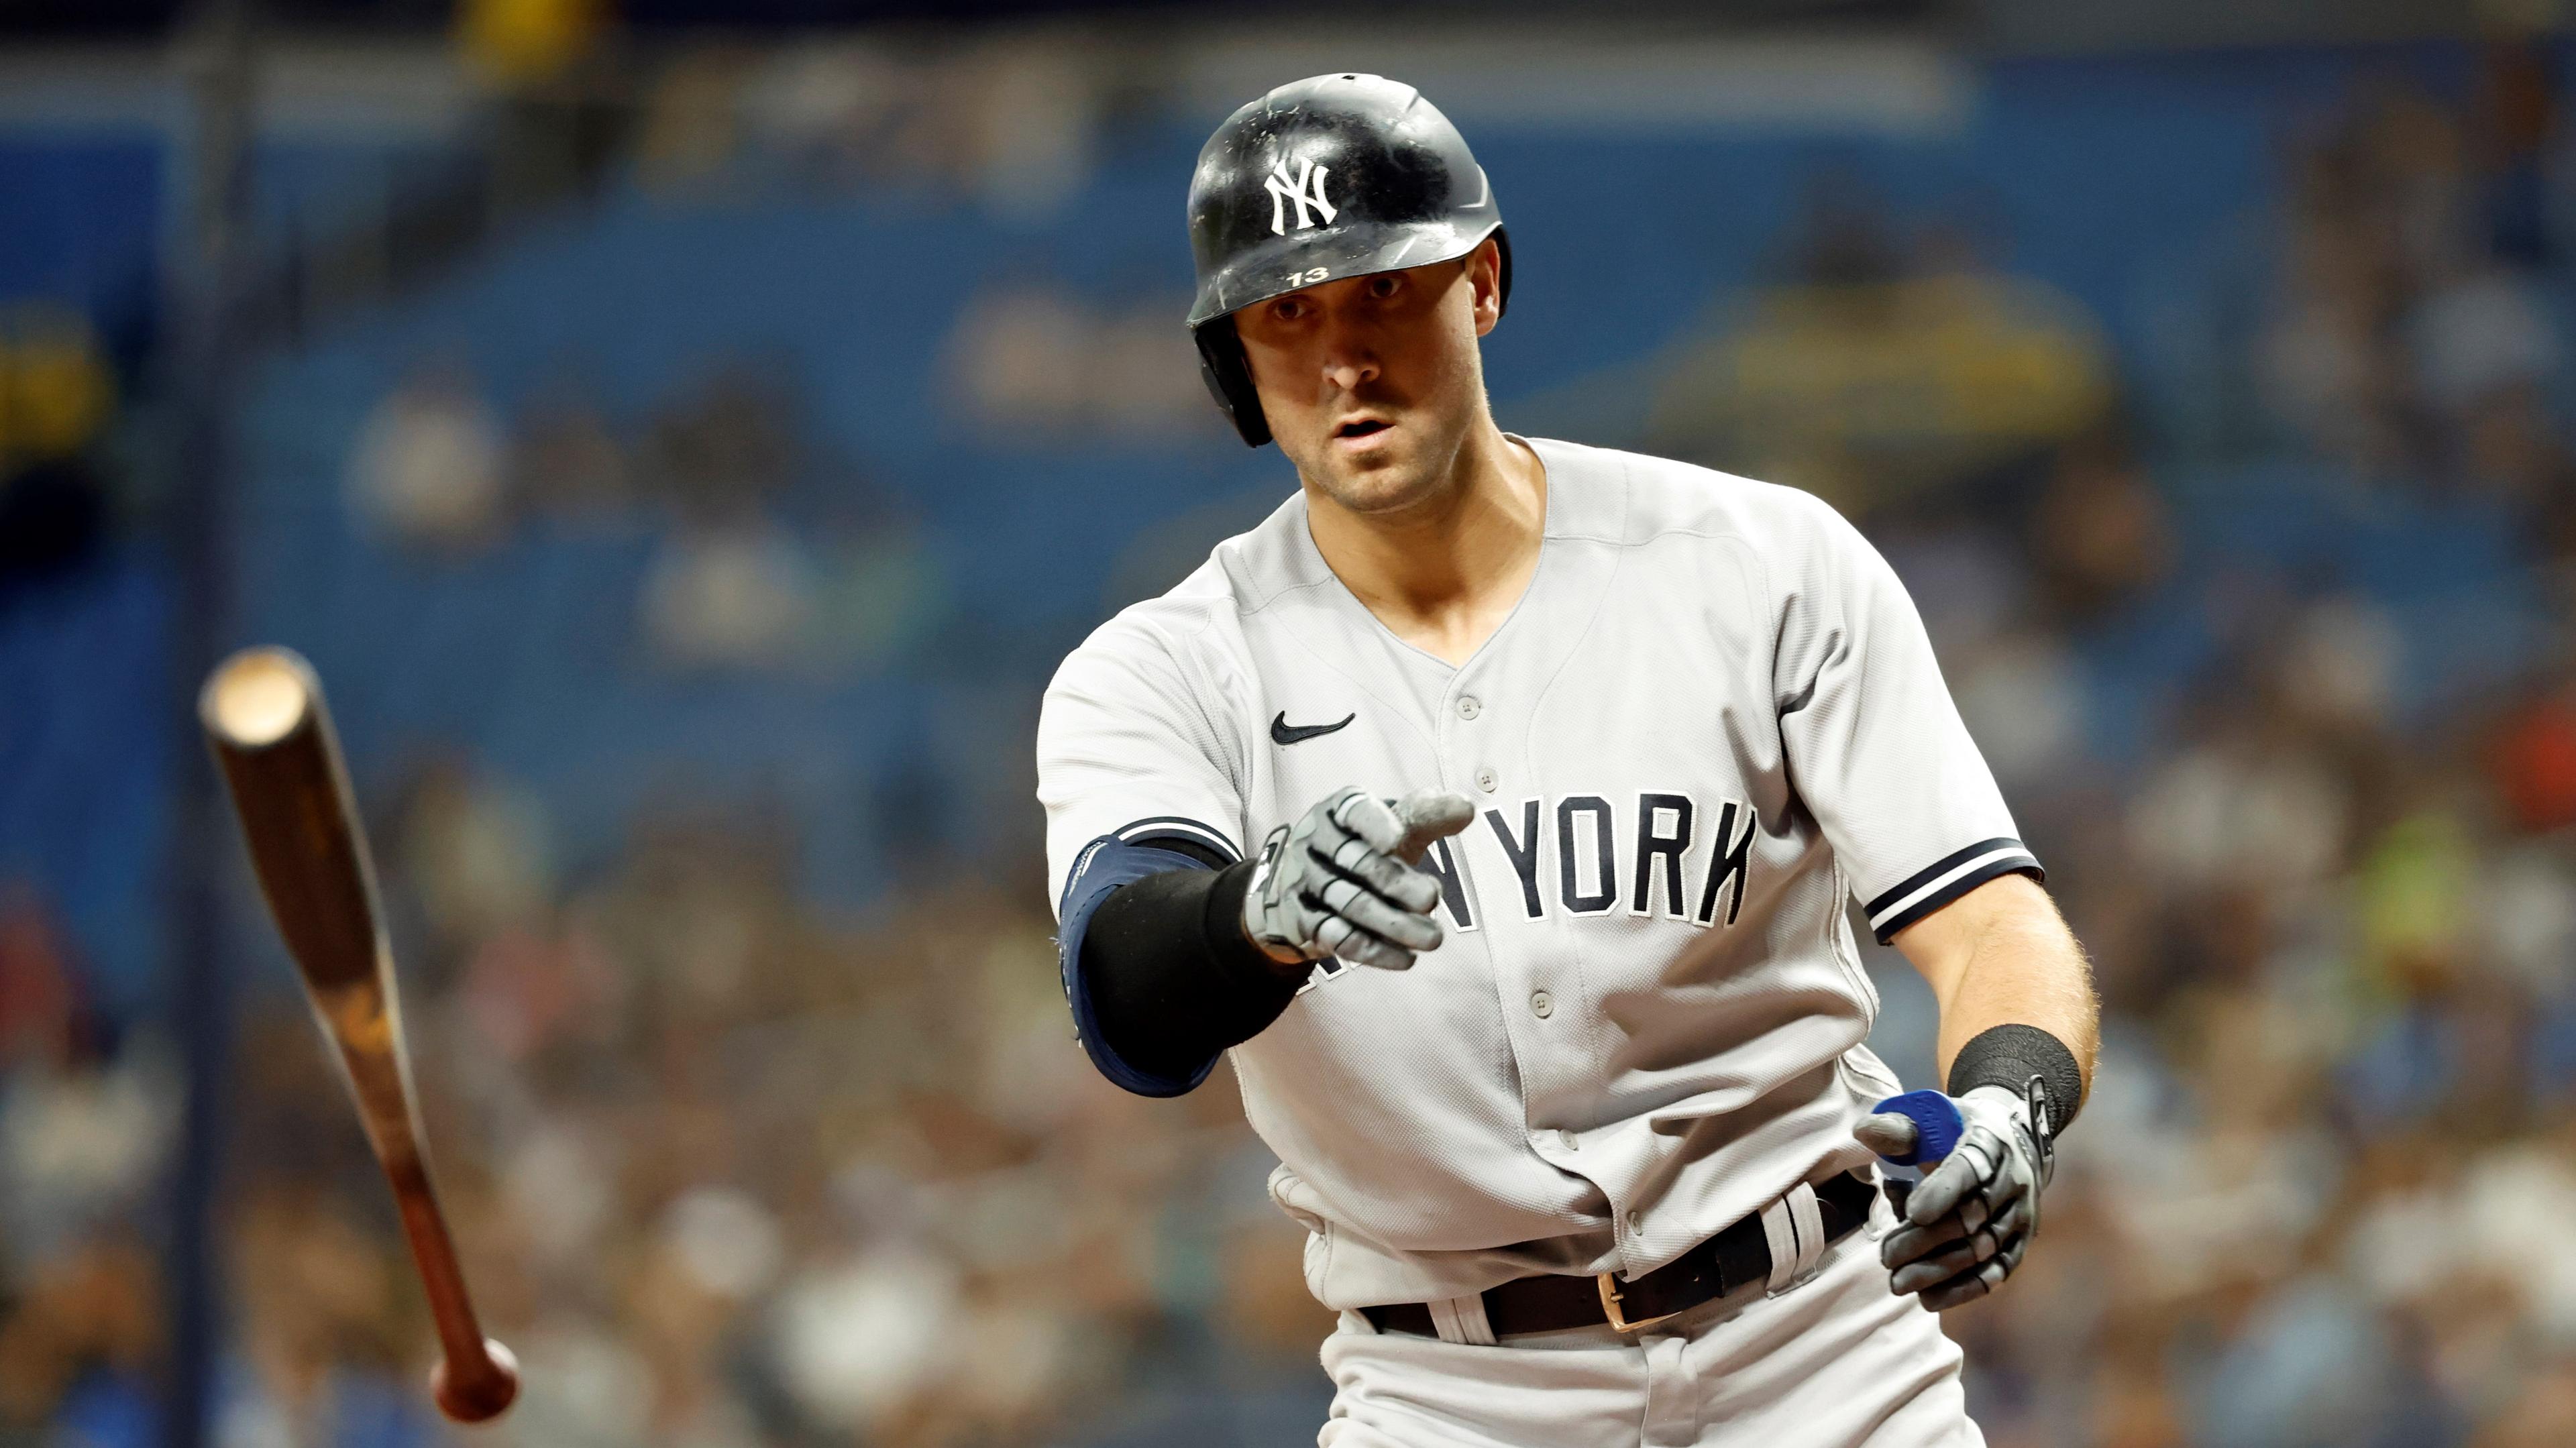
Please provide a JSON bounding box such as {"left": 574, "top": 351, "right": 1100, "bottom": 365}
{"left": 1036, "top": 614, "right": 1249, "bottom": 912}
{"left": 1772, "top": 498, "right": 2041, "bottom": 944}
{"left": 1036, "top": 613, "right": 1252, "bottom": 1097}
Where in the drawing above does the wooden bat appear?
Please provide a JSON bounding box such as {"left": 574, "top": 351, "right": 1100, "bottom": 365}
{"left": 199, "top": 646, "right": 519, "bottom": 1423}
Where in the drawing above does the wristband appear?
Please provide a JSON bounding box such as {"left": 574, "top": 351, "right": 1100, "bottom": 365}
{"left": 1945, "top": 1023, "right": 2084, "bottom": 1135}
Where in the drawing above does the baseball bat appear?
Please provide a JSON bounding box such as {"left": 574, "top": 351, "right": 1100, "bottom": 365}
{"left": 199, "top": 646, "right": 519, "bottom": 1423}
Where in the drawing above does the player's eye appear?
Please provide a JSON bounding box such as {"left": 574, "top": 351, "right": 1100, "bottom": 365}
{"left": 1271, "top": 297, "right": 1308, "bottom": 322}
{"left": 1367, "top": 274, "right": 1401, "bottom": 300}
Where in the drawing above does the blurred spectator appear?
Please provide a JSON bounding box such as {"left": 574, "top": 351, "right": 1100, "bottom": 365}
{"left": 944, "top": 286, "right": 1212, "bottom": 441}
{"left": 2476, "top": 39, "right": 2558, "bottom": 268}
{"left": 347, "top": 358, "right": 509, "bottom": 553}
{"left": 0, "top": 302, "right": 116, "bottom": 595}
{"left": 0, "top": 1235, "right": 160, "bottom": 1443}
{"left": 0, "top": 302, "right": 115, "bottom": 472}
{"left": 458, "top": 0, "right": 605, "bottom": 90}
{"left": 0, "top": 889, "right": 168, "bottom": 1447}
{"left": 0, "top": 885, "right": 76, "bottom": 1070}
{"left": 2481, "top": 1357, "right": 2576, "bottom": 1448}
{"left": 1952, "top": 630, "right": 2089, "bottom": 789}
{"left": 731, "top": 45, "right": 910, "bottom": 192}
{"left": 2408, "top": 265, "right": 2558, "bottom": 429}
{"left": 221, "top": 1183, "right": 438, "bottom": 1448}
{"left": 387, "top": 760, "right": 557, "bottom": 960}
{"left": 0, "top": 1009, "right": 172, "bottom": 1280}
{"left": 641, "top": 521, "right": 820, "bottom": 670}
{"left": 511, "top": 372, "right": 637, "bottom": 530}
{"left": 0, "top": 891, "right": 172, "bottom": 1277}
{"left": 2026, "top": 427, "right": 2176, "bottom": 622}
{"left": 2489, "top": 667, "right": 2576, "bottom": 833}
{"left": 639, "top": 364, "right": 798, "bottom": 528}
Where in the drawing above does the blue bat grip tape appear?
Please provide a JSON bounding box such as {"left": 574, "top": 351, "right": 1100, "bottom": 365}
{"left": 1871, "top": 1089, "right": 1964, "bottom": 1166}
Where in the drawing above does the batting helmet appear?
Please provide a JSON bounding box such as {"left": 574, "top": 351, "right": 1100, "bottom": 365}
{"left": 1185, "top": 73, "right": 1511, "bottom": 447}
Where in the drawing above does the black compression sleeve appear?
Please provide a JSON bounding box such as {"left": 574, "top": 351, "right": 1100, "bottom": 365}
{"left": 1079, "top": 860, "right": 1310, "bottom": 1085}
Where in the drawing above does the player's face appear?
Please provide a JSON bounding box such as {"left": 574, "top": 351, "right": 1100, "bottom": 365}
{"left": 1233, "top": 241, "right": 1505, "bottom": 513}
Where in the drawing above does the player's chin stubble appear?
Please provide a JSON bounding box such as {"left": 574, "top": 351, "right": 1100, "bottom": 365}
{"left": 1297, "top": 400, "right": 1474, "bottom": 520}
{"left": 1333, "top": 351, "right": 1491, "bottom": 518}
{"left": 1309, "top": 447, "right": 1430, "bottom": 516}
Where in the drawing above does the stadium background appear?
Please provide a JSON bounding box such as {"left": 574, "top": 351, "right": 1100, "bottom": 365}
{"left": 7, "top": 1, "right": 2576, "bottom": 1444}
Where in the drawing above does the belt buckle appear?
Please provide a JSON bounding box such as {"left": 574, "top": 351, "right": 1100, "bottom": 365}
{"left": 1596, "top": 1273, "right": 1682, "bottom": 1335}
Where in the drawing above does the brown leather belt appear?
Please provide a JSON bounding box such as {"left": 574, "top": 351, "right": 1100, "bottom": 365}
{"left": 1362, "top": 1171, "right": 1880, "bottom": 1339}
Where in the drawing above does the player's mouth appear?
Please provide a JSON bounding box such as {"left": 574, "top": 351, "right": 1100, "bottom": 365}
{"left": 1332, "top": 416, "right": 1395, "bottom": 449}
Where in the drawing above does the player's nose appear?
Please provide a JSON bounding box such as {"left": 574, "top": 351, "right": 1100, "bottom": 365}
{"left": 1317, "top": 315, "right": 1381, "bottom": 392}
{"left": 1322, "top": 354, "right": 1379, "bottom": 396}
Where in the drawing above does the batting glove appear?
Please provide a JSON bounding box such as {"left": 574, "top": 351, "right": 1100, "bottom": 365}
{"left": 1854, "top": 1082, "right": 2055, "bottom": 1311}
{"left": 1242, "top": 786, "right": 1474, "bottom": 970}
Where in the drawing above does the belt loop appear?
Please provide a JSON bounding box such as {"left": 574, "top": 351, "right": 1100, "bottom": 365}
{"left": 1758, "top": 1199, "right": 1798, "bottom": 1294}
{"left": 1785, "top": 1181, "right": 1826, "bottom": 1286}
{"left": 1428, "top": 1293, "right": 1499, "bottom": 1345}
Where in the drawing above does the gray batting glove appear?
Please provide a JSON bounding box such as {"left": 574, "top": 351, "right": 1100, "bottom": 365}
{"left": 1242, "top": 787, "right": 1476, "bottom": 970}
{"left": 1854, "top": 1084, "right": 2054, "bottom": 1311}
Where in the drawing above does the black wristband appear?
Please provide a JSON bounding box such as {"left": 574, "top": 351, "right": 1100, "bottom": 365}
{"left": 1947, "top": 1023, "right": 2084, "bottom": 1133}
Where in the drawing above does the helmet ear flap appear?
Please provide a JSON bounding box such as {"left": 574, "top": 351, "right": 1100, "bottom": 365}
{"left": 1193, "top": 319, "right": 1271, "bottom": 447}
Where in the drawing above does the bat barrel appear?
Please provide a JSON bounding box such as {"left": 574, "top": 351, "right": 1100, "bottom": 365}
{"left": 199, "top": 647, "right": 384, "bottom": 998}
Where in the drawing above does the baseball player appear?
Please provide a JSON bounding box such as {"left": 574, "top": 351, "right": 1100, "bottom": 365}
{"left": 1036, "top": 74, "right": 2097, "bottom": 1447}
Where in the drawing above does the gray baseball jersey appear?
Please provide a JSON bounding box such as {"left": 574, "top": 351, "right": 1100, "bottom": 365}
{"left": 1037, "top": 435, "right": 2039, "bottom": 1313}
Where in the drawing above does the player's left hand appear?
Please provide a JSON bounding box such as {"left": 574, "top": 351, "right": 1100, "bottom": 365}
{"left": 1853, "top": 1084, "right": 2055, "bottom": 1311}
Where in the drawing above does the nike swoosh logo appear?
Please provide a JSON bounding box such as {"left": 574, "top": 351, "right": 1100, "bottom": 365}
{"left": 1271, "top": 711, "right": 1356, "bottom": 745}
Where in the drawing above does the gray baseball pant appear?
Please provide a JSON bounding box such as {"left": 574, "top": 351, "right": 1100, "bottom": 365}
{"left": 1316, "top": 1206, "right": 1980, "bottom": 1447}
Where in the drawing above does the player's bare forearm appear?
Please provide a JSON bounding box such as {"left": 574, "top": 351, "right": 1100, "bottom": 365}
{"left": 1889, "top": 873, "right": 2097, "bottom": 1095}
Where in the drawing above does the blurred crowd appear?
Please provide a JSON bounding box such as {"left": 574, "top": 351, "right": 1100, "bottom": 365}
{"left": 5, "top": 778, "right": 1325, "bottom": 1448}
{"left": 346, "top": 355, "right": 941, "bottom": 677}
{"left": 10, "top": 37, "right": 2576, "bottom": 1448}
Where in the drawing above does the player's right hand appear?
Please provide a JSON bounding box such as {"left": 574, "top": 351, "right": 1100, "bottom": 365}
{"left": 1241, "top": 786, "right": 1475, "bottom": 970}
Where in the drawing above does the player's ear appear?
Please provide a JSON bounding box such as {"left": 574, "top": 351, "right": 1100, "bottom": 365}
{"left": 1468, "top": 239, "right": 1505, "bottom": 338}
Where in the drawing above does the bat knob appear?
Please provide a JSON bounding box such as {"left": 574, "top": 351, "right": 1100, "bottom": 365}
{"left": 432, "top": 1337, "right": 520, "bottom": 1423}
{"left": 1869, "top": 1089, "right": 1966, "bottom": 1166}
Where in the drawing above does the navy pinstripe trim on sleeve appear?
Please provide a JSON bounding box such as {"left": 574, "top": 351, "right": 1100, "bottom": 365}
{"left": 1112, "top": 816, "right": 1241, "bottom": 863}
{"left": 1865, "top": 836, "right": 2043, "bottom": 944}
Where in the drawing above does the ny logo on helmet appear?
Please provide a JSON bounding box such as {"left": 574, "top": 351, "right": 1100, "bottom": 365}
{"left": 1265, "top": 158, "right": 1336, "bottom": 235}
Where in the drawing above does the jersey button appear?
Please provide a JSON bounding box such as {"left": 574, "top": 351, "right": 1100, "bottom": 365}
{"left": 1457, "top": 695, "right": 1482, "bottom": 720}
{"left": 1529, "top": 989, "right": 1554, "bottom": 1019}
{"left": 1474, "top": 767, "right": 1498, "bottom": 793}
{"left": 1558, "top": 1129, "right": 1580, "bottom": 1152}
